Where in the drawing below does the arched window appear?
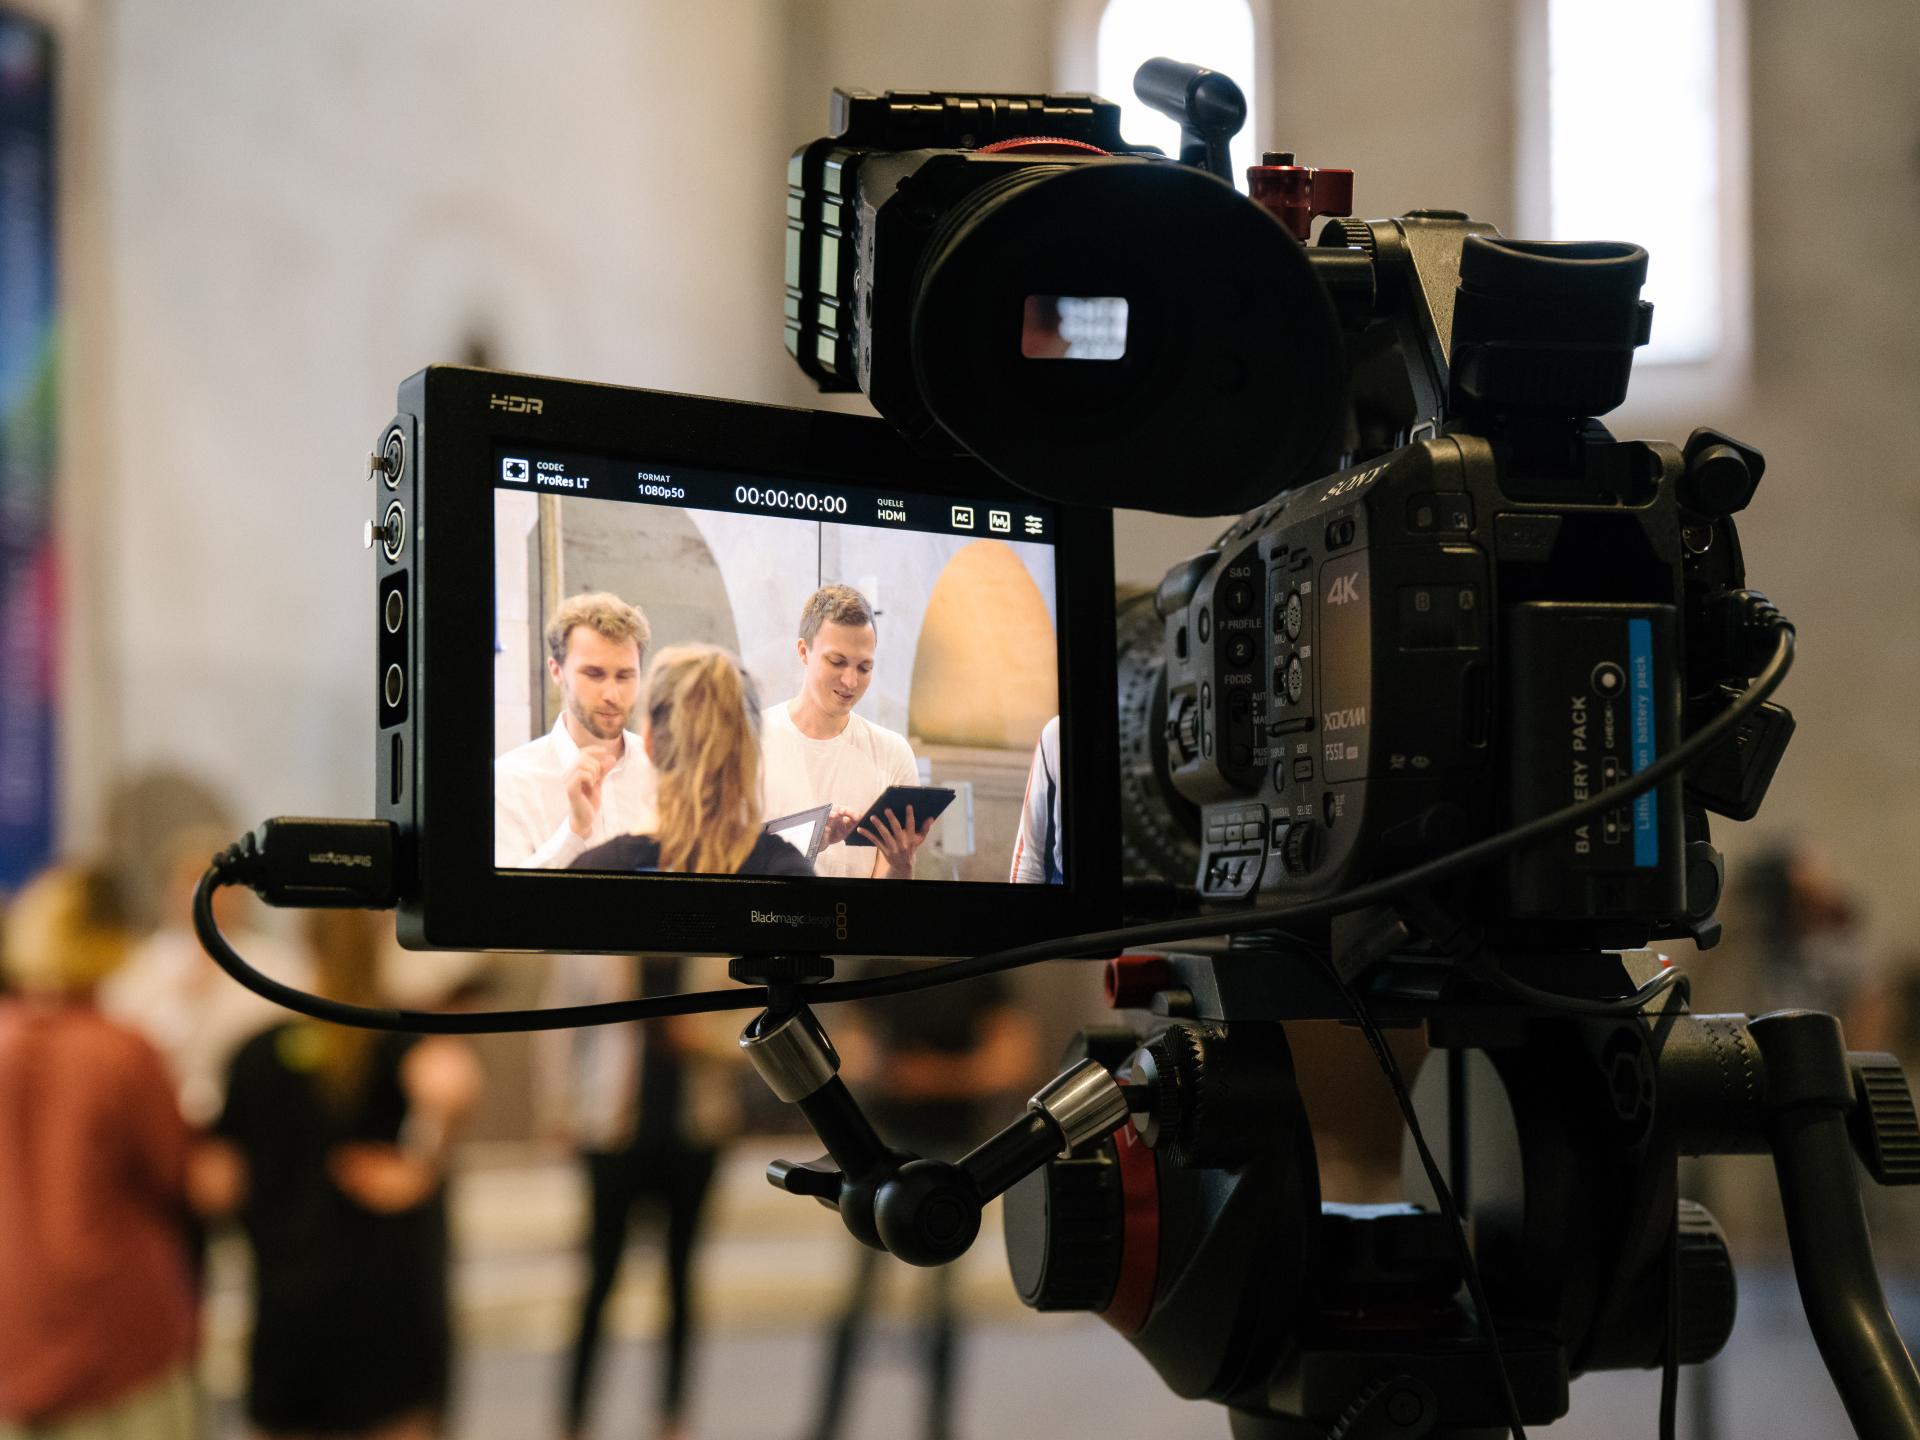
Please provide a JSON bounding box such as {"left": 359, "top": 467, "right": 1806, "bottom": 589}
{"left": 1094, "top": 0, "right": 1259, "bottom": 189}
{"left": 1529, "top": 0, "right": 1749, "bottom": 384}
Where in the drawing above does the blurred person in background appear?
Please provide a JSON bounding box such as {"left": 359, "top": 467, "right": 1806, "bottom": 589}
{"left": 192, "top": 908, "right": 481, "bottom": 1440}
{"left": 1737, "top": 841, "right": 1879, "bottom": 1034}
{"left": 537, "top": 955, "right": 744, "bottom": 1440}
{"left": 101, "top": 826, "right": 312, "bottom": 1127}
{"left": 0, "top": 866, "right": 199, "bottom": 1440}
{"left": 799, "top": 970, "right": 1037, "bottom": 1440}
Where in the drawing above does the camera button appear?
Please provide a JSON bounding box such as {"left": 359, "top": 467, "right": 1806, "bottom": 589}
{"left": 1406, "top": 492, "right": 1474, "bottom": 534}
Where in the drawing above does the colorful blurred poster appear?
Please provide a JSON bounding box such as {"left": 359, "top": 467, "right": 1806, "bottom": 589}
{"left": 0, "top": 13, "right": 57, "bottom": 892}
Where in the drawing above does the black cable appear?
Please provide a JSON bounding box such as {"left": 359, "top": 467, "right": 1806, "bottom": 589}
{"left": 1465, "top": 956, "right": 1691, "bottom": 1019}
{"left": 1328, "top": 962, "right": 1529, "bottom": 1440}
{"left": 197, "top": 623, "right": 1791, "bottom": 1036}
{"left": 193, "top": 872, "right": 772, "bottom": 1034}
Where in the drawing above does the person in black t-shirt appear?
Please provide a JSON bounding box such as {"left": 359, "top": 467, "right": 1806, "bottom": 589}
{"left": 575, "top": 644, "right": 812, "bottom": 878}
{"left": 540, "top": 956, "right": 741, "bottom": 1440}
{"left": 199, "top": 908, "right": 481, "bottom": 1440}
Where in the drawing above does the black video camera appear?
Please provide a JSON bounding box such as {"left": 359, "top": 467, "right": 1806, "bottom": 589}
{"left": 784, "top": 65, "right": 1794, "bottom": 952}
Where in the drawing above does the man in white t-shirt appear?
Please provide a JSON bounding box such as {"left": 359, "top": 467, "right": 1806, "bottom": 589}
{"left": 760, "top": 584, "right": 931, "bottom": 880}
{"left": 495, "top": 591, "right": 660, "bottom": 868}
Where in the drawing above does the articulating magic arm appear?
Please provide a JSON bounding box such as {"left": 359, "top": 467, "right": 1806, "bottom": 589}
{"left": 733, "top": 956, "right": 1129, "bottom": 1267}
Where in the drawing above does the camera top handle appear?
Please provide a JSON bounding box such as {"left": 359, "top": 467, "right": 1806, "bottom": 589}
{"left": 1132, "top": 57, "right": 1246, "bottom": 181}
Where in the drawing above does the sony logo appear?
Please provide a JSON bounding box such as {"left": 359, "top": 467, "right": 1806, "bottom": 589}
{"left": 1321, "top": 464, "right": 1384, "bottom": 502}
{"left": 489, "top": 394, "right": 545, "bottom": 415}
{"left": 309, "top": 851, "right": 373, "bottom": 868}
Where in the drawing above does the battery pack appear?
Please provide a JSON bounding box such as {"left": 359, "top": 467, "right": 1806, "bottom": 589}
{"left": 1503, "top": 602, "right": 1685, "bottom": 922}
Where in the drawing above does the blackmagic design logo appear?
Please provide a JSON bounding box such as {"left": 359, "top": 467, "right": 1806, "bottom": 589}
{"left": 749, "top": 909, "right": 830, "bottom": 929}
{"left": 488, "top": 393, "right": 544, "bottom": 415}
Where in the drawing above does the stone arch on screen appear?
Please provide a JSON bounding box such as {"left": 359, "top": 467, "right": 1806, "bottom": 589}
{"left": 908, "top": 539, "right": 1059, "bottom": 749}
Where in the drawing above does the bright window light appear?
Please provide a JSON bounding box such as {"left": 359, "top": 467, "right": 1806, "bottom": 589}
{"left": 1549, "top": 0, "right": 1721, "bottom": 365}
{"left": 1097, "top": 0, "right": 1258, "bottom": 190}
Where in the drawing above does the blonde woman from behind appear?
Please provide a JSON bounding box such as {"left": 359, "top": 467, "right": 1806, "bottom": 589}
{"left": 574, "top": 643, "right": 815, "bottom": 878}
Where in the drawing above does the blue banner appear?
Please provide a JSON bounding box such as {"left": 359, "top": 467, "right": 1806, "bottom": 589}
{"left": 0, "top": 13, "right": 58, "bottom": 892}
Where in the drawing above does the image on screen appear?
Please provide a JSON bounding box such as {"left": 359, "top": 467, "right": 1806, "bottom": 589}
{"left": 491, "top": 447, "right": 1066, "bottom": 885}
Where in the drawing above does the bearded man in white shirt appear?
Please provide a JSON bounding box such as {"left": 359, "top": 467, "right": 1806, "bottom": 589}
{"left": 495, "top": 591, "right": 659, "bottom": 868}
{"left": 761, "top": 584, "right": 933, "bottom": 880}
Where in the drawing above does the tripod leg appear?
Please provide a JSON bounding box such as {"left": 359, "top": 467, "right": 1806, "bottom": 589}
{"left": 1750, "top": 1011, "right": 1920, "bottom": 1439}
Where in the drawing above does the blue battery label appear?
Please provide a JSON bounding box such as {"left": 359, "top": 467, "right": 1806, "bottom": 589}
{"left": 1628, "top": 618, "right": 1658, "bottom": 868}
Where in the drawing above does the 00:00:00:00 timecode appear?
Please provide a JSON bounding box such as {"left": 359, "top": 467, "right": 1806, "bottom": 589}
{"left": 734, "top": 486, "right": 849, "bottom": 515}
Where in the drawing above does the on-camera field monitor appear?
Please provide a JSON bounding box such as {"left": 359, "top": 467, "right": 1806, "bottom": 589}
{"left": 372, "top": 366, "right": 1119, "bottom": 956}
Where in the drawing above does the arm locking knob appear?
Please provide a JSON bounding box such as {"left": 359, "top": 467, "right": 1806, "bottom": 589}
{"left": 1849, "top": 1053, "right": 1920, "bottom": 1186}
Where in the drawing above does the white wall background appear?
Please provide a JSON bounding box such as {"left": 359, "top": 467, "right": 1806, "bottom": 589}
{"left": 34, "top": 0, "right": 1920, "bottom": 960}
{"left": 59, "top": 0, "right": 794, "bottom": 839}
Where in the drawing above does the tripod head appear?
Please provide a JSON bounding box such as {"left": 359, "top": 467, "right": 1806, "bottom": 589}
{"left": 740, "top": 940, "right": 1920, "bottom": 1438}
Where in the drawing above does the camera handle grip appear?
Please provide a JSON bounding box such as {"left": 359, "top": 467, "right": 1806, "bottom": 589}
{"left": 1132, "top": 58, "right": 1245, "bottom": 181}
{"left": 742, "top": 1001, "right": 1128, "bottom": 1266}
{"left": 1748, "top": 1011, "right": 1920, "bottom": 1439}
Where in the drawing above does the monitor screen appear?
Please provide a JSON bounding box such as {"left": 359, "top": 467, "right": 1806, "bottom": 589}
{"left": 491, "top": 446, "right": 1067, "bottom": 886}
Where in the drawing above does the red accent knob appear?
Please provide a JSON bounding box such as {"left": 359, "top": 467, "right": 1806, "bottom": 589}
{"left": 975, "top": 136, "right": 1113, "bottom": 156}
{"left": 1100, "top": 1124, "right": 1161, "bottom": 1337}
{"left": 1246, "top": 154, "right": 1355, "bottom": 241}
{"left": 1105, "top": 954, "right": 1173, "bottom": 1009}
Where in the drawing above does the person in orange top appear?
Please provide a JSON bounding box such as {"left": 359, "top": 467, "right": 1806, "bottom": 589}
{"left": 0, "top": 866, "right": 199, "bottom": 1439}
